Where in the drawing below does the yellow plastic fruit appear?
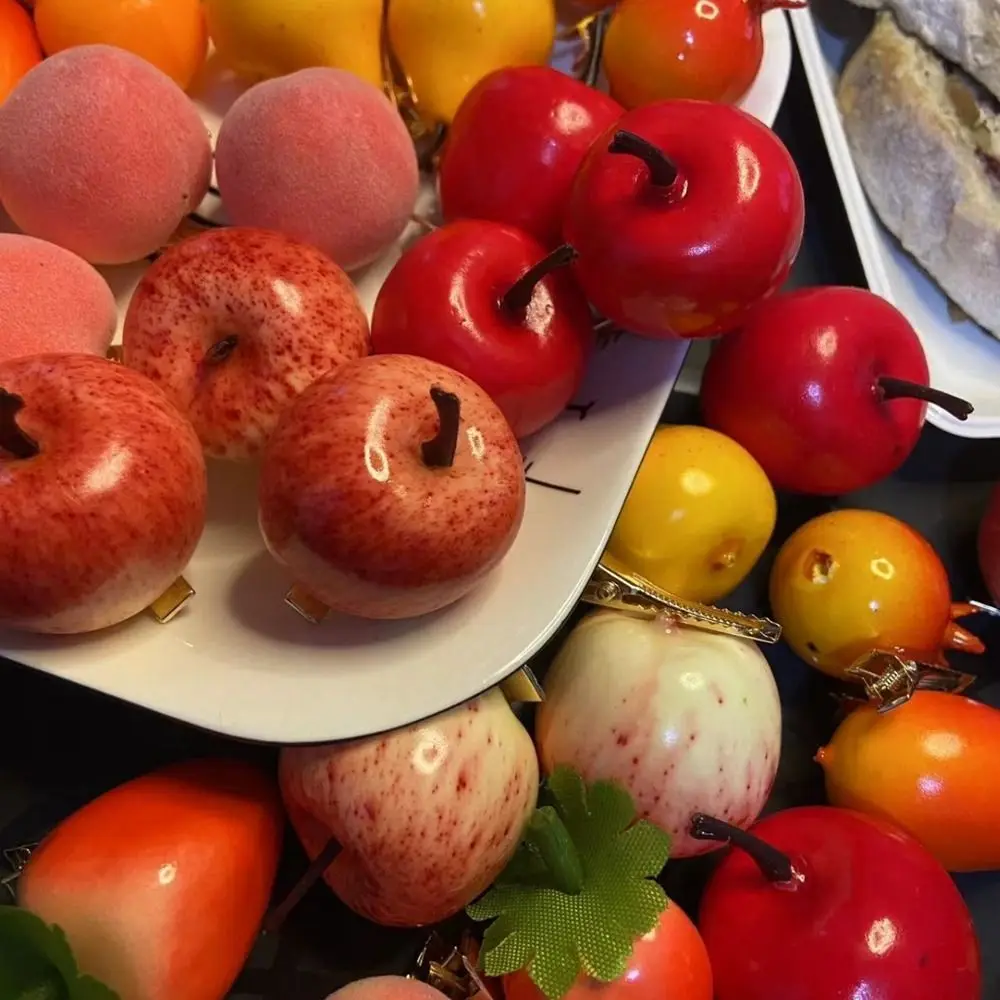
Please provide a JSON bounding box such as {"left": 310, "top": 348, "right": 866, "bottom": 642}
{"left": 604, "top": 425, "right": 777, "bottom": 603}
{"left": 204, "top": 0, "right": 384, "bottom": 90}
{"left": 387, "top": 0, "right": 557, "bottom": 125}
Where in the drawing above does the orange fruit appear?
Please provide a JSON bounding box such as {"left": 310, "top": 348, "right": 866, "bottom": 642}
{"left": 33, "top": 0, "right": 208, "bottom": 91}
{"left": 0, "top": 0, "right": 42, "bottom": 104}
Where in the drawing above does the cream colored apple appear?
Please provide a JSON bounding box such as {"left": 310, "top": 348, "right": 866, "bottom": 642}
{"left": 536, "top": 610, "right": 781, "bottom": 857}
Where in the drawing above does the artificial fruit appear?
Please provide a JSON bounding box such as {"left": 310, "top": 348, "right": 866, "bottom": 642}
{"left": 371, "top": 220, "right": 594, "bottom": 439}
{"left": 17, "top": 759, "right": 285, "bottom": 1000}
{"left": 977, "top": 482, "right": 1000, "bottom": 604}
{"left": 604, "top": 424, "right": 776, "bottom": 603}
{"left": 0, "top": 353, "right": 206, "bottom": 634}
{"left": 258, "top": 354, "right": 525, "bottom": 620}
{"left": 694, "top": 807, "right": 981, "bottom": 1000}
{"left": 816, "top": 691, "right": 1000, "bottom": 871}
{"left": 439, "top": 66, "right": 623, "bottom": 247}
{"left": 701, "top": 287, "right": 974, "bottom": 494}
{"left": 769, "top": 509, "right": 984, "bottom": 678}
{"left": 387, "top": 0, "right": 557, "bottom": 126}
{"left": 122, "top": 227, "right": 370, "bottom": 461}
{"left": 565, "top": 102, "right": 804, "bottom": 338}
{"left": 279, "top": 688, "right": 539, "bottom": 927}
{"left": 535, "top": 611, "right": 781, "bottom": 857}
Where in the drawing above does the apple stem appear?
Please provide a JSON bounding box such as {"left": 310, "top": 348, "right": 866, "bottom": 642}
{"left": 500, "top": 244, "right": 579, "bottom": 317}
{"left": 523, "top": 807, "right": 585, "bottom": 895}
{"left": 0, "top": 389, "right": 39, "bottom": 460}
{"left": 263, "top": 835, "right": 342, "bottom": 936}
{"left": 581, "top": 8, "right": 611, "bottom": 88}
{"left": 877, "top": 377, "right": 973, "bottom": 421}
{"left": 690, "top": 814, "right": 795, "bottom": 884}
{"left": 608, "top": 131, "right": 679, "bottom": 188}
{"left": 204, "top": 335, "right": 238, "bottom": 365}
{"left": 421, "top": 387, "right": 461, "bottom": 469}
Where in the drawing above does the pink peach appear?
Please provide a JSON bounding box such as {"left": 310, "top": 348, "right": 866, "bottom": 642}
{"left": 0, "top": 44, "right": 212, "bottom": 264}
{"left": 326, "top": 980, "right": 446, "bottom": 1000}
{"left": 0, "top": 234, "right": 116, "bottom": 363}
{"left": 215, "top": 68, "right": 419, "bottom": 272}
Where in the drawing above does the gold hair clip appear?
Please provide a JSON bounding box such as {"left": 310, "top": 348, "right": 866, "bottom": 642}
{"left": 846, "top": 649, "right": 976, "bottom": 713}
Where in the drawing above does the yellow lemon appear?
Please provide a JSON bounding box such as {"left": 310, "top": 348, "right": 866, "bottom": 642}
{"left": 388, "top": 0, "right": 556, "bottom": 125}
{"left": 605, "top": 425, "right": 776, "bottom": 603}
{"left": 204, "top": 0, "right": 385, "bottom": 90}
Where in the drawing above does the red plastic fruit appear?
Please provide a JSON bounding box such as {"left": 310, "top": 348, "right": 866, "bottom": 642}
{"left": 978, "top": 483, "right": 1000, "bottom": 605}
{"left": 700, "top": 287, "right": 974, "bottom": 494}
{"left": 439, "top": 65, "right": 623, "bottom": 248}
{"left": 564, "top": 101, "right": 804, "bottom": 339}
{"left": 694, "top": 806, "right": 981, "bottom": 1000}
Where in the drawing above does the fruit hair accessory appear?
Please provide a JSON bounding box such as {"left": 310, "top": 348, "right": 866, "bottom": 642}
{"left": 466, "top": 766, "right": 671, "bottom": 1000}
{"left": 844, "top": 649, "right": 976, "bottom": 712}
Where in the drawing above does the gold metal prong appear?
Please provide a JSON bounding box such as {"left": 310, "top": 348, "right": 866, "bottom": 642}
{"left": 285, "top": 584, "right": 330, "bottom": 624}
{"left": 500, "top": 666, "right": 545, "bottom": 704}
{"left": 147, "top": 576, "right": 195, "bottom": 623}
{"left": 845, "top": 650, "right": 976, "bottom": 713}
{"left": 106, "top": 345, "right": 124, "bottom": 364}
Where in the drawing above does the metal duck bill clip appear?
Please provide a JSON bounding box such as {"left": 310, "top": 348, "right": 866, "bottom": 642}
{"left": 582, "top": 561, "right": 782, "bottom": 644}
{"left": 845, "top": 650, "right": 976, "bottom": 713}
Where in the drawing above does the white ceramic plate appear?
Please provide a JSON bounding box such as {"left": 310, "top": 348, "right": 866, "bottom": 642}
{"left": 791, "top": 2, "right": 1000, "bottom": 439}
{"left": 0, "top": 13, "right": 793, "bottom": 744}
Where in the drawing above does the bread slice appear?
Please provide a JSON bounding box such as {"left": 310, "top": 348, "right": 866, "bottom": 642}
{"left": 848, "top": 0, "right": 1000, "bottom": 100}
{"left": 838, "top": 12, "right": 1000, "bottom": 336}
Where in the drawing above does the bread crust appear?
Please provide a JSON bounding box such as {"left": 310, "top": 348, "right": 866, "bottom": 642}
{"left": 849, "top": 0, "right": 1000, "bottom": 100}
{"left": 838, "top": 13, "right": 1000, "bottom": 336}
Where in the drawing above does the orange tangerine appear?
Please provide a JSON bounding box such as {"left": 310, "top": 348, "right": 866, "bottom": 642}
{"left": 0, "top": 0, "right": 42, "bottom": 104}
{"left": 33, "top": 0, "right": 208, "bottom": 91}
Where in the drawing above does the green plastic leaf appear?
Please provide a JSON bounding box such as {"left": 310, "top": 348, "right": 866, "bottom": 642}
{"left": 0, "top": 907, "right": 121, "bottom": 1000}
{"left": 467, "top": 766, "right": 671, "bottom": 1000}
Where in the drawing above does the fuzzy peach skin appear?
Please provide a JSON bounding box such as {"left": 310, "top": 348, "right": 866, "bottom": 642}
{"left": 0, "top": 234, "right": 116, "bottom": 363}
{"left": 327, "top": 978, "right": 447, "bottom": 1000}
{"left": 215, "top": 67, "right": 419, "bottom": 272}
{"left": 0, "top": 45, "right": 212, "bottom": 264}
{"left": 280, "top": 689, "right": 539, "bottom": 927}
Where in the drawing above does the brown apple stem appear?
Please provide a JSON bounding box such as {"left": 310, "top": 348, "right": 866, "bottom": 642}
{"left": 0, "top": 389, "right": 39, "bottom": 460}
{"left": 523, "top": 807, "right": 584, "bottom": 895}
{"left": 500, "top": 244, "right": 579, "bottom": 317}
{"left": 204, "top": 335, "right": 238, "bottom": 365}
{"left": 690, "top": 814, "right": 795, "bottom": 884}
{"left": 421, "top": 387, "right": 461, "bottom": 468}
{"left": 877, "top": 377, "right": 973, "bottom": 421}
{"left": 263, "top": 835, "right": 343, "bottom": 936}
{"left": 581, "top": 8, "right": 611, "bottom": 88}
{"left": 608, "top": 131, "right": 679, "bottom": 188}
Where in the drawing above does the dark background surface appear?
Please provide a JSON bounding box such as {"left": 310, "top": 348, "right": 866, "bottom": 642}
{"left": 3, "top": 51, "right": 1000, "bottom": 999}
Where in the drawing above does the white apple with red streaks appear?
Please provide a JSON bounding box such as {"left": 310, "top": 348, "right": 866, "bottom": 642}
{"left": 279, "top": 688, "right": 539, "bottom": 927}
{"left": 536, "top": 611, "right": 781, "bottom": 857}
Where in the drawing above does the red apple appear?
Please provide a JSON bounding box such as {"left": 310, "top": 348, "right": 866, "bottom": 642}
{"left": 700, "top": 287, "right": 974, "bottom": 495}
{"left": 0, "top": 353, "right": 206, "bottom": 634}
{"left": 439, "top": 66, "right": 623, "bottom": 247}
{"left": 564, "top": 101, "right": 804, "bottom": 339}
{"left": 122, "top": 227, "right": 370, "bottom": 462}
{"left": 258, "top": 354, "right": 525, "bottom": 620}
{"left": 978, "top": 484, "right": 1000, "bottom": 605}
{"left": 280, "top": 688, "right": 539, "bottom": 926}
{"left": 370, "top": 220, "right": 593, "bottom": 439}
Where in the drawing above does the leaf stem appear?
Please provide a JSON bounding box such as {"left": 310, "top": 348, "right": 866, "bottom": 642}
{"left": 690, "top": 814, "right": 795, "bottom": 884}
{"left": 524, "top": 807, "right": 584, "bottom": 895}
{"left": 263, "top": 836, "right": 342, "bottom": 935}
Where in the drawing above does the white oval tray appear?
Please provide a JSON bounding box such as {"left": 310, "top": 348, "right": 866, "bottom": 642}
{"left": 0, "top": 13, "right": 793, "bottom": 743}
{"left": 791, "top": 2, "right": 1000, "bottom": 439}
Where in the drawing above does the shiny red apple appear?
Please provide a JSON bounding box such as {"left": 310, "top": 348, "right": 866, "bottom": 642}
{"left": 0, "top": 353, "right": 206, "bottom": 634}
{"left": 700, "top": 287, "right": 974, "bottom": 494}
{"left": 439, "top": 65, "right": 623, "bottom": 247}
{"left": 371, "top": 220, "right": 593, "bottom": 439}
{"left": 122, "top": 227, "right": 370, "bottom": 461}
{"left": 694, "top": 807, "right": 981, "bottom": 1000}
{"left": 258, "top": 354, "right": 525, "bottom": 620}
{"left": 978, "top": 484, "right": 1000, "bottom": 604}
{"left": 564, "top": 100, "right": 804, "bottom": 339}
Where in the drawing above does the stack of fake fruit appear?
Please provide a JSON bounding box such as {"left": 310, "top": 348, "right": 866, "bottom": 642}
{"left": 0, "top": 2, "right": 998, "bottom": 1000}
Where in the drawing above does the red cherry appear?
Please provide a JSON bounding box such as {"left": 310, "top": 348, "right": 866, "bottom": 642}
{"left": 564, "top": 101, "right": 804, "bottom": 339}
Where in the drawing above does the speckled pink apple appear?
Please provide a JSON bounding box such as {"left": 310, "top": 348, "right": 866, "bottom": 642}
{"left": 327, "top": 978, "right": 454, "bottom": 1000}
{"left": 0, "top": 234, "right": 117, "bottom": 364}
{"left": 215, "top": 67, "right": 419, "bottom": 271}
{"left": 536, "top": 611, "right": 782, "bottom": 857}
{"left": 258, "top": 354, "right": 525, "bottom": 620}
{"left": 280, "top": 688, "right": 539, "bottom": 927}
{"left": 0, "top": 44, "right": 212, "bottom": 264}
{"left": 122, "top": 227, "right": 370, "bottom": 461}
{"left": 0, "top": 354, "right": 207, "bottom": 634}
